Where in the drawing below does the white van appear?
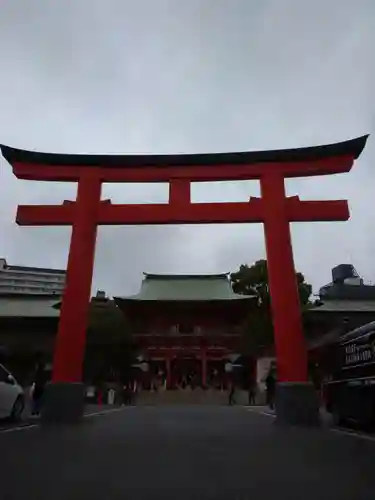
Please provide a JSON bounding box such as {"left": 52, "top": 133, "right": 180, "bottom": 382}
{"left": 0, "top": 364, "right": 25, "bottom": 421}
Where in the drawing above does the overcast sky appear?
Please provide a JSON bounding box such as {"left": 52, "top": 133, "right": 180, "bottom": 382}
{"left": 0, "top": 0, "right": 374, "bottom": 297}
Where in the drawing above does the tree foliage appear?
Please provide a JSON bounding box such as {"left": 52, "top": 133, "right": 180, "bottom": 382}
{"left": 230, "top": 259, "right": 312, "bottom": 354}
{"left": 85, "top": 298, "right": 136, "bottom": 383}
{"left": 87, "top": 298, "right": 130, "bottom": 344}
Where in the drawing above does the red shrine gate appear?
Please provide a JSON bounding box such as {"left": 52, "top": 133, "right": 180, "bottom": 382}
{"left": 0, "top": 135, "right": 368, "bottom": 424}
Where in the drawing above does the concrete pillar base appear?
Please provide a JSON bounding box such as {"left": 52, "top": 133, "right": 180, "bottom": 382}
{"left": 275, "top": 382, "right": 320, "bottom": 427}
{"left": 41, "top": 382, "right": 85, "bottom": 425}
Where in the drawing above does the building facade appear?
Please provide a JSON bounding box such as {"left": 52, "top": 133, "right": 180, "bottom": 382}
{"left": 0, "top": 257, "right": 66, "bottom": 296}
{"left": 0, "top": 290, "right": 121, "bottom": 385}
{"left": 114, "top": 273, "right": 257, "bottom": 390}
{"left": 0, "top": 263, "right": 374, "bottom": 394}
{"left": 306, "top": 264, "right": 375, "bottom": 385}
{"left": 307, "top": 264, "right": 375, "bottom": 345}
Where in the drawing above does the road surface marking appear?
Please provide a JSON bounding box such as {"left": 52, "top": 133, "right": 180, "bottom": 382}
{"left": 0, "top": 424, "right": 38, "bottom": 434}
{"left": 84, "top": 407, "right": 126, "bottom": 418}
{"left": 245, "top": 407, "right": 276, "bottom": 417}
{"left": 330, "top": 427, "right": 375, "bottom": 442}
{"left": 246, "top": 406, "right": 375, "bottom": 442}
{"left": 5, "top": 407, "right": 373, "bottom": 443}
{"left": 0, "top": 407, "right": 126, "bottom": 434}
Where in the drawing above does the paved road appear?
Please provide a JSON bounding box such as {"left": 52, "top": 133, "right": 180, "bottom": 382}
{"left": 1, "top": 406, "right": 375, "bottom": 499}
{"left": 0, "top": 403, "right": 105, "bottom": 430}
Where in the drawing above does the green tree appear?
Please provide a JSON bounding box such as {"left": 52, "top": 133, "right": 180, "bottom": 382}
{"left": 230, "top": 259, "right": 312, "bottom": 354}
{"left": 87, "top": 298, "right": 130, "bottom": 344}
{"left": 85, "top": 298, "right": 135, "bottom": 383}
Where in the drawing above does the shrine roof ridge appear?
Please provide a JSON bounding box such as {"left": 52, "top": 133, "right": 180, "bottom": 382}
{"left": 0, "top": 135, "right": 368, "bottom": 169}
{"left": 115, "top": 272, "right": 255, "bottom": 302}
{"left": 143, "top": 273, "right": 230, "bottom": 280}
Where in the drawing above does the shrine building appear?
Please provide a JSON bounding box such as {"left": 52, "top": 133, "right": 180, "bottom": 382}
{"left": 114, "top": 272, "right": 256, "bottom": 389}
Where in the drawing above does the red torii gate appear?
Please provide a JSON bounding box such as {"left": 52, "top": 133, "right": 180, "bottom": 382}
{"left": 0, "top": 135, "right": 368, "bottom": 425}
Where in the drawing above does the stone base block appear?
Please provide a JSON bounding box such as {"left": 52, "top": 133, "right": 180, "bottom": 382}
{"left": 41, "top": 382, "right": 85, "bottom": 425}
{"left": 275, "top": 382, "right": 320, "bottom": 427}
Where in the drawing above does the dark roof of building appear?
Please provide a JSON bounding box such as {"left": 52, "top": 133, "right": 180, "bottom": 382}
{"left": 339, "top": 321, "right": 375, "bottom": 343}
{"left": 308, "top": 329, "right": 341, "bottom": 350}
{"left": 115, "top": 273, "right": 255, "bottom": 302}
{"left": 309, "top": 320, "right": 375, "bottom": 350}
{"left": 0, "top": 135, "right": 368, "bottom": 169}
{"left": 308, "top": 300, "right": 375, "bottom": 313}
{"left": 319, "top": 283, "right": 375, "bottom": 301}
{"left": 5, "top": 265, "right": 66, "bottom": 275}
{"left": 142, "top": 273, "right": 230, "bottom": 280}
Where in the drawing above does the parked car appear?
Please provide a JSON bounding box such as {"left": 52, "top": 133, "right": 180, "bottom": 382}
{"left": 0, "top": 364, "right": 25, "bottom": 421}
{"left": 323, "top": 321, "right": 375, "bottom": 427}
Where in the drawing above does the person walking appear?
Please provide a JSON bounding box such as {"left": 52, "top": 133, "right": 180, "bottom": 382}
{"left": 265, "top": 370, "right": 276, "bottom": 410}
{"left": 248, "top": 380, "right": 257, "bottom": 405}
{"left": 131, "top": 380, "right": 138, "bottom": 405}
{"left": 31, "top": 360, "right": 48, "bottom": 416}
{"left": 228, "top": 382, "right": 236, "bottom": 405}
{"left": 122, "top": 383, "right": 130, "bottom": 405}
{"left": 128, "top": 380, "right": 135, "bottom": 405}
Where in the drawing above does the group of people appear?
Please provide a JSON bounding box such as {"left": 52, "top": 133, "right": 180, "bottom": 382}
{"left": 228, "top": 368, "right": 277, "bottom": 409}
{"left": 227, "top": 381, "right": 258, "bottom": 406}
{"left": 27, "top": 360, "right": 278, "bottom": 412}
{"left": 122, "top": 382, "right": 137, "bottom": 405}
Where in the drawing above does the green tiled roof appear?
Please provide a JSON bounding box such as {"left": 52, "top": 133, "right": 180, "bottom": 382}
{"left": 0, "top": 295, "right": 60, "bottom": 318}
{"left": 115, "top": 273, "right": 255, "bottom": 302}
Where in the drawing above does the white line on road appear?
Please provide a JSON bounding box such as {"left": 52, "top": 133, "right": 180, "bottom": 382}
{"left": 0, "top": 424, "right": 38, "bottom": 434}
{"left": 84, "top": 407, "right": 126, "bottom": 418}
{"left": 4, "top": 406, "right": 374, "bottom": 443}
{"left": 245, "top": 407, "right": 276, "bottom": 418}
{"left": 245, "top": 406, "right": 375, "bottom": 442}
{"left": 330, "top": 427, "right": 375, "bottom": 442}
{"left": 0, "top": 407, "right": 126, "bottom": 435}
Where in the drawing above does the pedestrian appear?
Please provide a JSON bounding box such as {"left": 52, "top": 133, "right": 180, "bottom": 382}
{"left": 122, "top": 384, "right": 129, "bottom": 405}
{"left": 248, "top": 380, "right": 256, "bottom": 405}
{"left": 128, "top": 381, "right": 134, "bottom": 405}
{"left": 108, "top": 388, "right": 115, "bottom": 405}
{"left": 132, "top": 380, "right": 138, "bottom": 405}
{"left": 228, "top": 382, "right": 236, "bottom": 405}
{"left": 265, "top": 370, "right": 276, "bottom": 410}
{"left": 31, "top": 361, "right": 48, "bottom": 416}
{"left": 124, "top": 382, "right": 133, "bottom": 405}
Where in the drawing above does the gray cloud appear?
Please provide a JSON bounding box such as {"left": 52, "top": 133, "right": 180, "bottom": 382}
{"left": 0, "top": 0, "right": 374, "bottom": 296}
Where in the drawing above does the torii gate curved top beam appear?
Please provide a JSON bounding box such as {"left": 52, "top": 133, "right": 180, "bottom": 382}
{"left": 0, "top": 134, "right": 368, "bottom": 182}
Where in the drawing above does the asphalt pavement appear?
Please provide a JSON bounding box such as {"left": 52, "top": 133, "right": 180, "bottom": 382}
{"left": 0, "top": 403, "right": 108, "bottom": 430}
{"left": 1, "top": 405, "right": 375, "bottom": 499}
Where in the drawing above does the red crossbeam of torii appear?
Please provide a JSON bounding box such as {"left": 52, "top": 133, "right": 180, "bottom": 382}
{"left": 0, "top": 135, "right": 368, "bottom": 386}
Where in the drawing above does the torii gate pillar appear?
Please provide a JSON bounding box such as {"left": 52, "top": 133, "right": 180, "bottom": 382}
{"left": 1, "top": 135, "right": 368, "bottom": 425}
